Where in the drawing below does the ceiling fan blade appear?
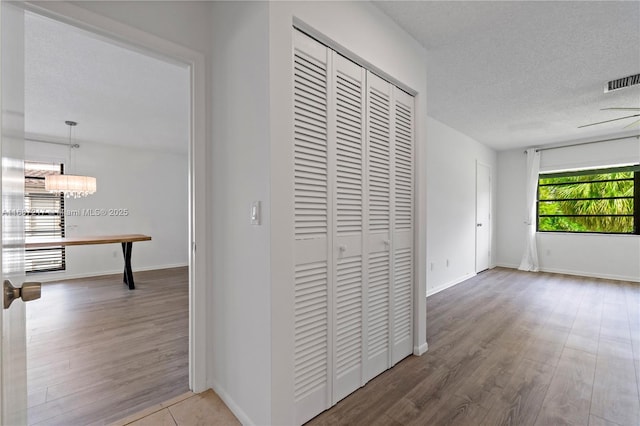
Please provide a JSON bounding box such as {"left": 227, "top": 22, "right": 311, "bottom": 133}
{"left": 601, "top": 107, "right": 640, "bottom": 111}
{"left": 623, "top": 118, "right": 640, "bottom": 129}
{"left": 578, "top": 113, "right": 640, "bottom": 128}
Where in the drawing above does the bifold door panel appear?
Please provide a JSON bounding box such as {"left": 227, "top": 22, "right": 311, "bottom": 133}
{"left": 292, "top": 29, "right": 415, "bottom": 425}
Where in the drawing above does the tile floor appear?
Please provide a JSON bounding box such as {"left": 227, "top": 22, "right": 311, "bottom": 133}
{"left": 111, "top": 390, "right": 240, "bottom": 426}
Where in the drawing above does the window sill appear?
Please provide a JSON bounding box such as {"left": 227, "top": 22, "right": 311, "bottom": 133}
{"left": 537, "top": 232, "right": 639, "bottom": 238}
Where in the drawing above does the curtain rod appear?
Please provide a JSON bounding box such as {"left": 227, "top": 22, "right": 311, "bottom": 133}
{"left": 524, "top": 134, "right": 639, "bottom": 154}
{"left": 25, "top": 137, "right": 80, "bottom": 148}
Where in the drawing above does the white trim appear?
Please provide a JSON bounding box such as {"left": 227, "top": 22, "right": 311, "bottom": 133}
{"left": 495, "top": 262, "right": 519, "bottom": 269}
{"left": 494, "top": 264, "right": 639, "bottom": 283}
{"left": 210, "top": 378, "right": 254, "bottom": 426}
{"left": 537, "top": 231, "right": 640, "bottom": 239}
{"left": 539, "top": 267, "right": 640, "bottom": 283}
{"left": 22, "top": 1, "right": 208, "bottom": 393}
{"left": 292, "top": 18, "right": 416, "bottom": 97}
{"left": 413, "top": 342, "right": 428, "bottom": 356}
{"left": 426, "top": 272, "right": 476, "bottom": 298}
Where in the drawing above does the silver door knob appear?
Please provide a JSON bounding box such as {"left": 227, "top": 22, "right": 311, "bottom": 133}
{"left": 3, "top": 280, "right": 41, "bottom": 309}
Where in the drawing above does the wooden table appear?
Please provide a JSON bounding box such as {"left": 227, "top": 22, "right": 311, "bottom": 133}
{"left": 25, "top": 234, "right": 152, "bottom": 289}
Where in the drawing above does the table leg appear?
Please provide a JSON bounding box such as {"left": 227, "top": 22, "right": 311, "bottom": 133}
{"left": 121, "top": 242, "right": 135, "bottom": 290}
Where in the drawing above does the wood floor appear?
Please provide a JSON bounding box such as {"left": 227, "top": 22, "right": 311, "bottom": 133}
{"left": 308, "top": 268, "right": 640, "bottom": 426}
{"left": 26, "top": 267, "right": 189, "bottom": 426}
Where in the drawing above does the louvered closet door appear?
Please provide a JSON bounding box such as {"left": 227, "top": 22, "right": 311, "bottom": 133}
{"left": 364, "top": 72, "right": 393, "bottom": 382}
{"left": 293, "top": 30, "right": 331, "bottom": 424}
{"left": 331, "top": 52, "right": 366, "bottom": 404}
{"left": 292, "top": 28, "right": 416, "bottom": 425}
{"left": 391, "top": 87, "right": 414, "bottom": 365}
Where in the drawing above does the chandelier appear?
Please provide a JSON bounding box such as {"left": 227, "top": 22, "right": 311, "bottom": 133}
{"left": 44, "top": 121, "right": 96, "bottom": 198}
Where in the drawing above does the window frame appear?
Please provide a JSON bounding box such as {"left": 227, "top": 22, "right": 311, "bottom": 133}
{"left": 536, "top": 165, "right": 640, "bottom": 236}
{"left": 24, "top": 162, "right": 66, "bottom": 273}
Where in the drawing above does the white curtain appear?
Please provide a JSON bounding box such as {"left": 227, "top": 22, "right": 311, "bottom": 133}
{"left": 518, "top": 148, "right": 541, "bottom": 272}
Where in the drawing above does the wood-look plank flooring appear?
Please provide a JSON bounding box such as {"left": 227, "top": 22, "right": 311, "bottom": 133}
{"left": 307, "top": 268, "right": 640, "bottom": 426}
{"left": 27, "top": 267, "right": 189, "bottom": 426}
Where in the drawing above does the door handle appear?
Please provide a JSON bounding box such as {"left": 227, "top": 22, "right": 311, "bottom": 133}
{"left": 477, "top": 223, "right": 483, "bottom": 227}
{"left": 3, "top": 280, "right": 41, "bottom": 309}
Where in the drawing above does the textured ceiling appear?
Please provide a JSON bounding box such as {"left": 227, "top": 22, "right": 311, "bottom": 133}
{"left": 374, "top": 1, "right": 640, "bottom": 150}
{"left": 26, "top": 3, "right": 640, "bottom": 153}
{"left": 25, "top": 12, "right": 189, "bottom": 153}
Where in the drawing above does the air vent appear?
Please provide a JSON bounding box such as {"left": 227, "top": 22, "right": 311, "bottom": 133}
{"left": 605, "top": 73, "right": 640, "bottom": 93}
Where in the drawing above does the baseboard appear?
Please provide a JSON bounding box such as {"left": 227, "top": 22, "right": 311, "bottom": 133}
{"left": 34, "top": 262, "right": 189, "bottom": 283}
{"left": 538, "top": 267, "right": 640, "bottom": 283}
{"left": 493, "top": 263, "right": 639, "bottom": 283}
{"left": 426, "top": 272, "right": 476, "bottom": 297}
{"left": 209, "top": 379, "right": 254, "bottom": 426}
{"left": 495, "top": 262, "right": 519, "bottom": 269}
{"left": 413, "top": 342, "right": 428, "bottom": 356}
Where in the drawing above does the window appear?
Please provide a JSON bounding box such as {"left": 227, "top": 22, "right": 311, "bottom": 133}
{"left": 537, "top": 165, "right": 640, "bottom": 235}
{"left": 24, "top": 161, "right": 66, "bottom": 273}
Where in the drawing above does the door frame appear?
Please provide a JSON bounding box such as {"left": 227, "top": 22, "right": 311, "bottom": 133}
{"left": 21, "top": 1, "right": 208, "bottom": 393}
{"left": 475, "top": 161, "right": 492, "bottom": 273}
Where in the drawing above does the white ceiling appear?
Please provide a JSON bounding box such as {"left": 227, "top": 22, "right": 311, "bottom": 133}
{"left": 26, "top": 3, "right": 639, "bottom": 153}
{"left": 374, "top": 1, "right": 640, "bottom": 150}
{"left": 25, "top": 12, "right": 189, "bottom": 153}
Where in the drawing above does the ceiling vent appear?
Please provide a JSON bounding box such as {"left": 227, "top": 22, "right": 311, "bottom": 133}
{"left": 604, "top": 73, "right": 640, "bottom": 93}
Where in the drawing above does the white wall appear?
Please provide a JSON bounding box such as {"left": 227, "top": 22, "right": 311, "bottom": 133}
{"left": 25, "top": 140, "right": 188, "bottom": 281}
{"left": 496, "top": 138, "right": 640, "bottom": 282}
{"left": 210, "top": 2, "right": 272, "bottom": 425}
{"left": 72, "top": 1, "right": 213, "bottom": 56}
{"left": 268, "top": 2, "right": 428, "bottom": 424}
{"left": 496, "top": 149, "right": 526, "bottom": 268}
{"left": 426, "top": 117, "right": 497, "bottom": 295}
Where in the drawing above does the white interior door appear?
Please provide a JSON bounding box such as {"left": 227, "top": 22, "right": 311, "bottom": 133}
{"left": 475, "top": 162, "right": 491, "bottom": 273}
{"left": 1, "top": 1, "right": 28, "bottom": 425}
{"left": 364, "top": 71, "right": 391, "bottom": 382}
{"left": 292, "top": 30, "right": 331, "bottom": 425}
{"left": 331, "top": 51, "right": 365, "bottom": 404}
{"left": 390, "top": 87, "right": 414, "bottom": 366}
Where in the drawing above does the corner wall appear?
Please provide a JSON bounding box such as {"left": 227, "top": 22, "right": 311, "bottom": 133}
{"left": 210, "top": 2, "right": 272, "bottom": 424}
{"left": 426, "top": 117, "right": 497, "bottom": 295}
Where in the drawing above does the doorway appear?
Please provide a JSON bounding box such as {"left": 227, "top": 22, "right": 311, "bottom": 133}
{"left": 23, "top": 8, "right": 192, "bottom": 425}
{"left": 475, "top": 161, "right": 491, "bottom": 273}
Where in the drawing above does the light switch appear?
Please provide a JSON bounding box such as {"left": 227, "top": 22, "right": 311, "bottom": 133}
{"left": 250, "top": 201, "right": 261, "bottom": 225}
